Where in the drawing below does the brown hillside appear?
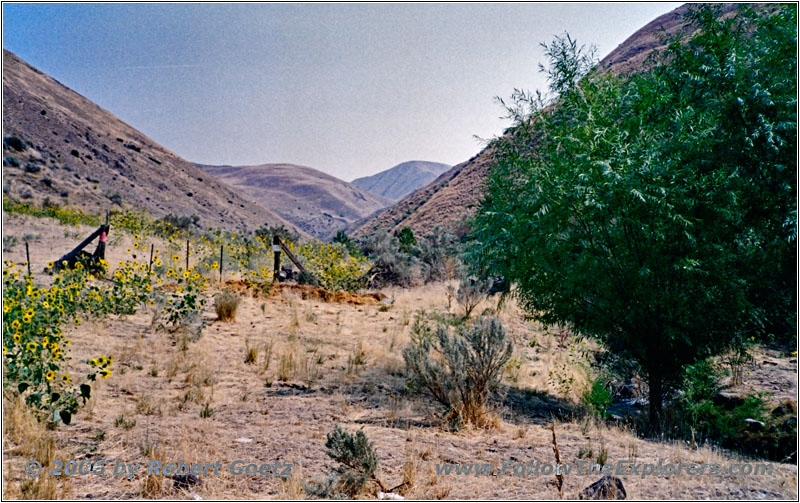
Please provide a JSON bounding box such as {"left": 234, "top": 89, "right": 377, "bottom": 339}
{"left": 2, "top": 49, "right": 301, "bottom": 233}
{"left": 351, "top": 3, "right": 742, "bottom": 239}
{"left": 199, "top": 163, "right": 393, "bottom": 240}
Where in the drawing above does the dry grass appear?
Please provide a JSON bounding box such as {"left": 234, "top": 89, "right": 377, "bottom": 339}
{"left": 2, "top": 397, "right": 70, "bottom": 499}
{"left": 1, "top": 217, "right": 797, "bottom": 500}
{"left": 214, "top": 290, "right": 240, "bottom": 321}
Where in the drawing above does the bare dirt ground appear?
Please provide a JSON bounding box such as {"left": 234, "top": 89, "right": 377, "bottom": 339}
{"left": 2, "top": 213, "right": 798, "bottom": 500}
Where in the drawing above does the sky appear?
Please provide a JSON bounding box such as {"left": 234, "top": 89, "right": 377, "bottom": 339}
{"left": 2, "top": 2, "right": 682, "bottom": 181}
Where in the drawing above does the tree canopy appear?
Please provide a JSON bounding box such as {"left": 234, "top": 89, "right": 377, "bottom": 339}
{"left": 468, "top": 4, "right": 797, "bottom": 424}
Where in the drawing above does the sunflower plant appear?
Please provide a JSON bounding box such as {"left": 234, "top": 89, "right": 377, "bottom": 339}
{"left": 3, "top": 261, "right": 112, "bottom": 425}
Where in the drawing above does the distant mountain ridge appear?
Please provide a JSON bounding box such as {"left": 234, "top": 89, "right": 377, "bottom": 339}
{"left": 351, "top": 160, "right": 451, "bottom": 201}
{"left": 197, "top": 163, "right": 393, "bottom": 240}
{"left": 1, "top": 49, "right": 299, "bottom": 233}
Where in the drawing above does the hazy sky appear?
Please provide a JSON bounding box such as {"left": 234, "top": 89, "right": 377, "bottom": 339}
{"left": 2, "top": 2, "right": 681, "bottom": 181}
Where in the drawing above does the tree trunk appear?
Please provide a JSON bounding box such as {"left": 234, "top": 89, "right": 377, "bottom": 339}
{"left": 648, "top": 371, "right": 664, "bottom": 431}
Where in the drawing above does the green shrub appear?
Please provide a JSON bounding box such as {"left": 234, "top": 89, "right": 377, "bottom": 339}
{"left": 403, "top": 315, "right": 512, "bottom": 428}
{"left": 669, "top": 358, "right": 794, "bottom": 460}
{"left": 309, "top": 425, "right": 380, "bottom": 498}
{"left": 582, "top": 376, "right": 612, "bottom": 418}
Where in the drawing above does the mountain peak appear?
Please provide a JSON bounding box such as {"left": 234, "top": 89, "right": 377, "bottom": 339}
{"left": 351, "top": 160, "right": 451, "bottom": 201}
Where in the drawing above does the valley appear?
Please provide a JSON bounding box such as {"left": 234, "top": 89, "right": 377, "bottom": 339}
{"left": 2, "top": 3, "right": 796, "bottom": 502}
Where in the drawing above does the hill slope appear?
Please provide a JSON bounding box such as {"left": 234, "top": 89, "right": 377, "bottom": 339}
{"left": 351, "top": 3, "right": 738, "bottom": 239}
{"left": 198, "top": 163, "right": 393, "bottom": 240}
{"left": 351, "top": 160, "right": 451, "bottom": 201}
{"left": 2, "top": 49, "right": 299, "bottom": 233}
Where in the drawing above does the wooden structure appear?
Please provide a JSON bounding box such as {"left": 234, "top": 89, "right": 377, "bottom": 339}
{"left": 272, "top": 235, "right": 306, "bottom": 281}
{"left": 52, "top": 223, "right": 109, "bottom": 272}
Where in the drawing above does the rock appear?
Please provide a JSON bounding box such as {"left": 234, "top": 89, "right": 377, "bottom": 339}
{"left": 714, "top": 391, "right": 745, "bottom": 409}
{"left": 617, "top": 383, "right": 635, "bottom": 399}
{"left": 173, "top": 474, "right": 202, "bottom": 491}
{"left": 771, "top": 401, "right": 797, "bottom": 417}
{"left": 235, "top": 437, "right": 253, "bottom": 443}
{"left": 378, "top": 491, "right": 405, "bottom": 500}
{"left": 578, "top": 476, "right": 626, "bottom": 500}
{"left": 744, "top": 418, "right": 766, "bottom": 431}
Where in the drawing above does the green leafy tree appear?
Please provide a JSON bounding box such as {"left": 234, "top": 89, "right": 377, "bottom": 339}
{"left": 469, "top": 5, "right": 796, "bottom": 426}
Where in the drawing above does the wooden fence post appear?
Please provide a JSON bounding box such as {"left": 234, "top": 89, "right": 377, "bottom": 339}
{"left": 272, "top": 235, "right": 281, "bottom": 280}
{"left": 186, "top": 240, "right": 190, "bottom": 272}
{"left": 219, "top": 245, "right": 224, "bottom": 282}
{"left": 148, "top": 243, "right": 154, "bottom": 274}
{"left": 25, "top": 242, "right": 31, "bottom": 276}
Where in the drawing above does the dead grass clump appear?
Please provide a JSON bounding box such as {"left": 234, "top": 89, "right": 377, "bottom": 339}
{"left": 346, "top": 341, "right": 367, "bottom": 375}
{"left": 214, "top": 290, "right": 240, "bottom": 321}
{"left": 184, "top": 347, "right": 217, "bottom": 387}
{"left": 3, "top": 397, "right": 69, "bottom": 499}
{"left": 399, "top": 445, "right": 425, "bottom": 496}
{"left": 244, "top": 339, "right": 257, "bottom": 365}
{"left": 279, "top": 347, "right": 297, "bottom": 381}
{"left": 140, "top": 447, "right": 166, "bottom": 497}
{"left": 135, "top": 394, "right": 162, "bottom": 416}
{"left": 299, "top": 350, "right": 323, "bottom": 385}
{"left": 278, "top": 466, "right": 305, "bottom": 499}
{"left": 261, "top": 341, "right": 274, "bottom": 373}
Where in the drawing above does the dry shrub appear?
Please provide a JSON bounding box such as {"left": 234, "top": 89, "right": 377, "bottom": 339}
{"left": 214, "top": 290, "right": 240, "bottom": 321}
{"left": 403, "top": 315, "right": 512, "bottom": 429}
